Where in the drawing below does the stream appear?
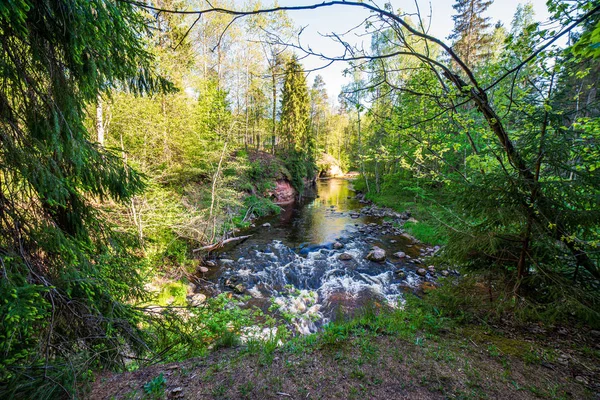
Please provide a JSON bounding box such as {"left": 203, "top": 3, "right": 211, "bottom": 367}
{"left": 199, "top": 178, "right": 441, "bottom": 334}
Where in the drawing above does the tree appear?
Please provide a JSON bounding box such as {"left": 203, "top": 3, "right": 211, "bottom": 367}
{"left": 0, "top": 0, "right": 170, "bottom": 395}
{"left": 448, "top": 0, "right": 494, "bottom": 67}
{"left": 280, "top": 56, "right": 310, "bottom": 151}
{"left": 310, "top": 75, "right": 329, "bottom": 152}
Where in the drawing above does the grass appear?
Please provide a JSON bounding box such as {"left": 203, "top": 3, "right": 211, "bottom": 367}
{"left": 353, "top": 176, "right": 449, "bottom": 245}
{"left": 90, "top": 293, "right": 597, "bottom": 399}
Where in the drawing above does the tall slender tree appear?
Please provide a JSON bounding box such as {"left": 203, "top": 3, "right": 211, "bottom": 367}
{"left": 280, "top": 56, "right": 310, "bottom": 151}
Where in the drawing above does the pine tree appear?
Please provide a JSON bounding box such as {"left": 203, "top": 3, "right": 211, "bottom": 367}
{"left": 448, "top": 0, "right": 494, "bottom": 67}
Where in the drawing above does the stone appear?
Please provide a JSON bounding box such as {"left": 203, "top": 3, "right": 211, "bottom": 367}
{"left": 262, "top": 222, "right": 271, "bottom": 228}
{"left": 198, "top": 266, "right": 209, "bottom": 273}
{"left": 350, "top": 213, "right": 360, "bottom": 219}
{"left": 366, "top": 246, "right": 386, "bottom": 262}
{"left": 400, "top": 232, "right": 417, "bottom": 242}
{"left": 427, "top": 265, "right": 436, "bottom": 273}
{"left": 338, "top": 253, "right": 353, "bottom": 261}
{"left": 188, "top": 293, "right": 206, "bottom": 306}
{"left": 441, "top": 270, "right": 450, "bottom": 277}
{"left": 390, "top": 239, "right": 397, "bottom": 244}
{"left": 233, "top": 284, "right": 246, "bottom": 294}
{"left": 333, "top": 242, "right": 344, "bottom": 250}
{"left": 416, "top": 268, "right": 427, "bottom": 276}
{"left": 204, "top": 260, "right": 217, "bottom": 268}
{"left": 395, "top": 270, "right": 407, "bottom": 279}
{"left": 393, "top": 251, "right": 406, "bottom": 259}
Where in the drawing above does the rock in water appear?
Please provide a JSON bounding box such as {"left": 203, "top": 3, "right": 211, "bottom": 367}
{"left": 338, "top": 253, "right": 353, "bottom": 261}
{"left": 262, "top": 222, "right": 271, "bottom": 228}
{"left": 204, "top": 260, "right": 217, "bottom": 268}
{"left": 427, "top": 265, "right": 436, "bottom": 273}
{"left": 233, "top": 284, "right": 246, "bottom": 294}
{"left": 366, "top": 246, "right": 386, "bottom": 262}
{"left": 198, "top": 266, "right": 209, "bottom": 273}
{"left": 333, "top": 242, "right": 344, "bottom": 250}
{"left": 395, "top": 270, "right": 407, "bottom": 279}
{"left": 416, "top": 268, "right": 427, "bottom": 276}
{"left": 393, "top": 251, "right": 406, "bottom": 259}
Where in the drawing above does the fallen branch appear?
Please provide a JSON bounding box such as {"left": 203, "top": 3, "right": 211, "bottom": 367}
{"left": 192, "top": 235, "right": 252, "bottom": 253}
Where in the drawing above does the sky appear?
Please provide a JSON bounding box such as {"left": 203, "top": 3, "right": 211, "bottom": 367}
{"left": 271, "top": 0, "right": 553, "bottom": 102}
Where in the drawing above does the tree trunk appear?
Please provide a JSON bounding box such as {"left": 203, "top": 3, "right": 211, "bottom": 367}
{"left": 96, "top": 94, "right": 104, "bottom": 146}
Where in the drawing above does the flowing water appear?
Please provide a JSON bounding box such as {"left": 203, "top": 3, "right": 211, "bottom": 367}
{"left": 201, "top": 178, "right": 436, "bottom": 334}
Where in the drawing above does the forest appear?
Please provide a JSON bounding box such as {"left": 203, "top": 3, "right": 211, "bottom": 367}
{"left": 0, "top": 0, "right": 599, "bottom": 398}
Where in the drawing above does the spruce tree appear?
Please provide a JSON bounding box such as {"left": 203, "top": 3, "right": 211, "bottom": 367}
{"left": 448, "top": 0, "right": 494, "bottom": 67}
{"left": 280, "top": 56, "right": 310, "bottom": 151}
{"left": 0, "top": 0, "right": 170, "bottom": 395}
{"left": 279, "top": 56, "right": 313, "bottom": 190}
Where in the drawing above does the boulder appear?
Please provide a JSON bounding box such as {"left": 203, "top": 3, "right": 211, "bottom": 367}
{"left": 198, "top": 266, "right": 209, "bottom": 273}
{"left": 338, "top": 253, "right": 353, "bottom": 261}
{"left": 416, "top": 268, "right": 427, "bottom": 276}
{"left": 333, "top": 242, "right": 344, "bottom": 250}
{"left": 427, "top": 265, "right": 436, "bottom": 273}
{"left": 204, "top": 260, "right": 217, "bottom": 268}
{"left": 393, "top": 251, "right": 406, "bottom": 259}
{"left": 366, "top": 246, "right": 386, "bottom": 262}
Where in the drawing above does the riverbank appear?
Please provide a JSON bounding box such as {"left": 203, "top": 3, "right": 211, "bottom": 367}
{"left": 89, "top": 297, "right": 599, "bottom": 399}
{"left": 88, "top": 179, "right": 599, "bottom": 399}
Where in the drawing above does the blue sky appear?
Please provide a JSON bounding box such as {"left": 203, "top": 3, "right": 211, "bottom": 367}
{"left": 274, "top": 0, "right": 552, "bottom": 102}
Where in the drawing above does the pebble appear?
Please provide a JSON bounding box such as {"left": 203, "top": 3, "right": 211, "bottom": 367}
{"left": 416, "top": 268, "right": 427, "bottom": 276}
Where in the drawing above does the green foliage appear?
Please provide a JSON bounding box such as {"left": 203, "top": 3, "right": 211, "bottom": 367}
{"left": 280, "top": 56, "right": 311, "bottom": 151}
{"left": 143, "top": 373, "right": 167, "bottom": 398}
{"left": 156, "top": 282, "right": 188, "bottom": 307}
{"left": 403, "top": 221, "right": 447, "bottom": 246}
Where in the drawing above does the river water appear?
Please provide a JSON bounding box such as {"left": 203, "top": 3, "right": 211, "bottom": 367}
{"left": 202, "top": 178, "right": 436, "bottom": 334}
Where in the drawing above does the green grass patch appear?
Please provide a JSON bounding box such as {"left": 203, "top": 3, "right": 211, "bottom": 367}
{"left": 403, "top": 220, "right": 447, "bottom": 245}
